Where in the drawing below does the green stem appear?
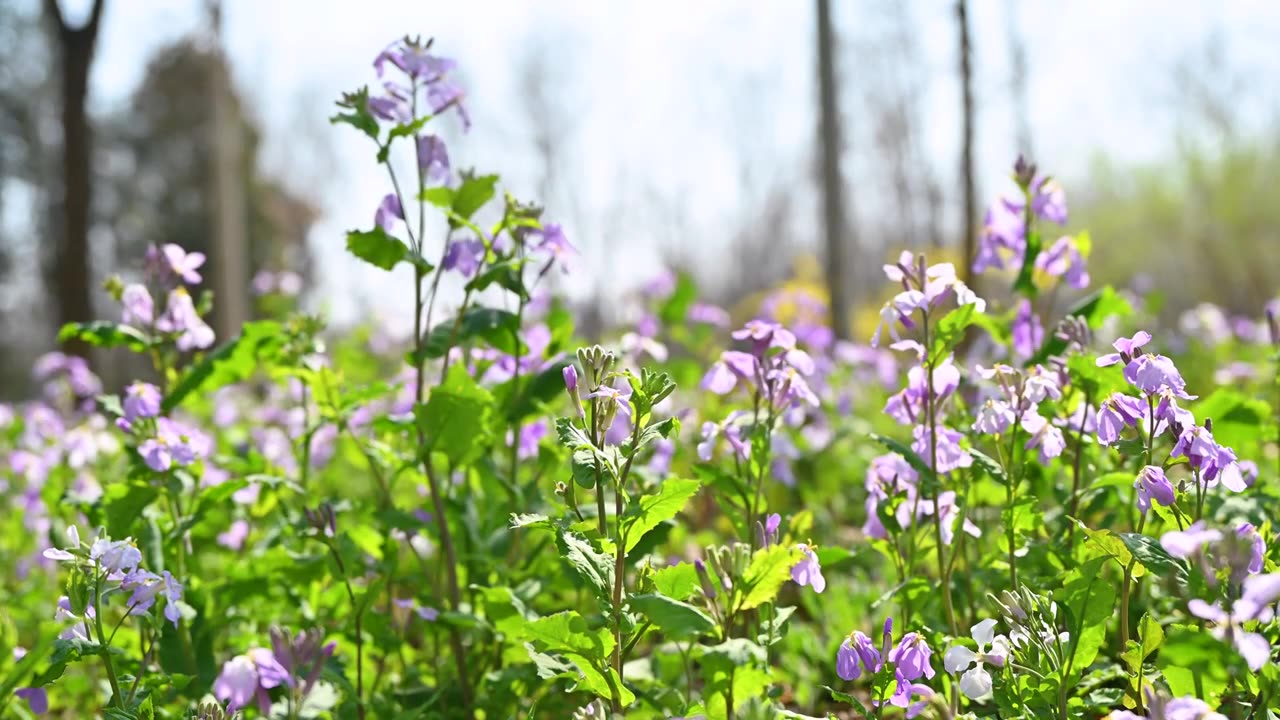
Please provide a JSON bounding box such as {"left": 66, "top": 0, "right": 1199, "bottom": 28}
{"left": 92, "top": 573, "right": 124, "bottom": 708}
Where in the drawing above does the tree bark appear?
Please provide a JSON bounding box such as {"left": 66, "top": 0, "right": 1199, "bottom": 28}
{"left": 206, "top": 0, "right": 250, "bottom": 338}
{"left": 44, "top": 0, "right": 105, "bottom": 359}
{"left": 957, "top": 0, "right": 978, "bottom": 284}
{"left": 815, "top": 0, "right": 852, "bottom": 339}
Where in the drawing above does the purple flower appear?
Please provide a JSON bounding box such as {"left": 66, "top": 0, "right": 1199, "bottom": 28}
{"left": 1031, "top": 177, "right": 1068, "bottom": 225}
{"left": 768, "top": 366, "right": 820, "bottom": 408}
{"left": 911, "top": 425, "right": 972, "bottom": 474}
{"left": 138, "top": 417, "right": 210, "bottom": 472}
{"left": 701, "top": 351, "right": 758, "bottom": 395}
{"left": 218, "top": 520, "right": 251, "bottom": 551}
{"left": 90, "top": 536, "right": 142, "bottom": 574}
{"left": 121, "top": 283, "right": 155, "bottom": 326}
{"left": 1161, "top": 522, "right": 1223, "bottom": 559}
{"left": 733, "top": 319, "right": 797, "bottom": 355}
{"left": 973, "top": 399, "right": 1015, "bottom": 435}
{"left": 1034, "top": 235, "right": 1089, "bottom": 289}
{"left": 14, "top": 687, "right": 47, "bottom": 714}
{"left": 791, "top": 543, "right": 825, "bottom": 593}
{"left": 1022, "top": 411, "right": 1067, "bottom": 462}
{"left": 688, "top": 302, "right": 731, "bottom": 327}
{"left": 1095, "top": 392, "right": 1146, "bottom": 446}
{"left": 1012, "top": 299, "right": 1043, "bottom": 360}
{"left": 1134, "top": 466, "right": 1175, "bottom": 514}
{"left": 1188, "top": 572, "right": 1280, "bottom": 670}
{"left": 157, "top": 289, "right": 215, "bottom": 351}
{"left": 973, "top": 198, "right": 1025, "bottom": 274}
{"left": 837, "top": 631, "right": 882, "bottom": 680}
{"left": 765, "top": 513, "right": 782, "bottom": 539}
{"left": 585, "top": 385, "right": 632, "bottom": 419}
{"left": 1097, "top": 331, "right": 1152, "bottom": 367}
{"left": 531, "top": 223, "right": 576, "bottom": 272}
{"left": 1237, "top": 523, "right": 1266, "bottom": 576}
{"left": 123, "top": 382, "right": 162, "bottom": 422}
{"left": 374, "top": 193, "right": 404, "bottom": 233}
{"left": 416, "top": 134, "right": 450, "bottom": 184}
{"left": 161, "top": 243, "right": 206, "bottom": 285}
{"left": 442, "top": 237, "right": 485, "bottom": 277}
{"left": 888, "top": 632, "right": 935, "bottom": 681}
{"left": 1124, "top": 353, "right": 1191, "bottom": 398}
{"left": 214, "top": 648, "right": 291, "bottom": 714}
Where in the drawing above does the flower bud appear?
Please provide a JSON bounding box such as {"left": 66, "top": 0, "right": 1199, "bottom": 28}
{"left": 304, "top": 503, "right": 337, "bottom": 537}
{"left": 562, "top": 365, "right": 584, "bottom": 419}
{"left": 694, "top": 559, "right": 717, "bottom": 600}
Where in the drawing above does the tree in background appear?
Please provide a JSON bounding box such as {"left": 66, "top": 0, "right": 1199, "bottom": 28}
{"left": 99, "top": 37, "right": 317, "bottom": 340}
{"left": 815, "top": 0, "right": 853, "bottom": 339}
{"left": 43, "top": 0, "right": 105, "bottom": 359}
{"left": 956, "top": 0, "right": 977, "bottom": 283}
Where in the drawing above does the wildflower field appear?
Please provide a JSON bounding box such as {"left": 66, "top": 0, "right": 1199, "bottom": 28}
{"left": 3, "top": 36, "right": 1279, "bottom": 720}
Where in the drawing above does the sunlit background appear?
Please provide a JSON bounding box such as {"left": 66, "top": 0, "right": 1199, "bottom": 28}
{"left": 3, "top": 0, "right": 1279, "bottom": 396}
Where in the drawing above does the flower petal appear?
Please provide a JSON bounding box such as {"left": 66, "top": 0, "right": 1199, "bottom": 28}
{"left": 943, "top": 645, "right": 977, "bottom": 674}
{"left": 958, "top": 665, "right": 993, "bottom": 700}
{"left": 970, "top": 618, "right": 998, "bottom": 647}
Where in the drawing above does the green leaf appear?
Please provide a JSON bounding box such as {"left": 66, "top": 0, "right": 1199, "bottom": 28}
{"left": 102, "top": 482, "right": 159, "bottom": 538}
{"left": 826, "top": 686, "right": 871, "bottom": 716}
{"left": 1056, "top": 556, "right": 1116, "bottom": 674}
{"left": 562, "top": 652, "right": 634, "bottom": 706}
{"left": 515, "top": 611, "right": 613, "bottom": 660}
{"left": 346, "top": 228, "right": 409, "bottom": 271}
{"left": 738, "top": 544, "right": 799, "bottom": 611}
{"left": 1121, "top": 612, "right": 1164, "bottom": 675}
{"left": 451, "top": 174, "right": 499, "bottom": 221}
{"left": 419, "top": 307, "right": 523, "bottom": 361}
{"left": 466, "top": 259, "right": 529, "bottom": 301}
{"left": 1117, "top": 532, "right": 1188, "bottom": 583}
{"left": 658, "top": 273, "right": 698, "bottom": 326}
{"left": 58, "top": 321, "right": 149, "bottom": 351}
{"left": 651, "top": 563, "right": 699, "bottom": 601}
{"left": 33, "top": 638, "right": 99, "bottom": 687}
{"left": 629, "top": 593, "right": 715, "bottom": 639}
{"left": 557, "top": 530, "right": 615, "bottom": 606}
{"left": 1194, "top": 389, "right": 1270, "bottom": 451}
{"left": 0, "top": 634, "right": 54, "bottom": 701}
{"left": 416, "top": 364, "right": 494, "bottom": 465}
{"left": 929, "top": 303, "right": 977, "bottom": 361}
{"left": 623, "top": 478, "right": 700, "bottom": 552}
{"left": 163, "top": 320, "right": 284, "bottom": 412}
{"left": 137, "top": 695, "right": 155, "bottom": 720}
{"left": 330, "top": 87, "right": 379, "bottom": 140}
{"left": 1157, "top": 625, "right": 1232, "bottom": 703}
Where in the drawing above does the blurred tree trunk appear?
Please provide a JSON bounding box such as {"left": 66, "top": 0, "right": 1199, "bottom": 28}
{"left": 1005, "top": 0, "right": 1033, "bottom": 159}
{"left": 956, "top": 0, "right": 977, "bottom": 283}
{"left": 815, "top": 0, "right": 852, "bottom": 339}
{"left": 206, "top": 0, "right": 249, "bottom": 339}
{"left": 44, "top": 0, "right": 105, "bottom": 358}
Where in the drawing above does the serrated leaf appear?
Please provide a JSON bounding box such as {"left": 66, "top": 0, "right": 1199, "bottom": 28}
{"left": 416, "top": 364, "right": 494, "bottom": 465}
{"left": 651, "top": 563, "right": 699, "bottom": 601}
{"left": 557, "top": 530, "right": 614, "bottom": 605}
{"left": 738, "top": 544, "right": 799, "bottom": 611}
{"left": 623, "top": 478, "right": 700, "bottom": 552}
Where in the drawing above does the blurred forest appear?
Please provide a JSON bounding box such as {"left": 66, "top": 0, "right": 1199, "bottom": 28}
{"left": 1, "top": 0, "right": 1278, "bottom": 399}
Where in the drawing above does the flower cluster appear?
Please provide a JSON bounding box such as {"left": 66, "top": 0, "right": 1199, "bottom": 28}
{"left": 835, "top": 617, "right": 935, "bottom": 717}
{"left": 43, "top": 525, "right": 185, "bottom": 627}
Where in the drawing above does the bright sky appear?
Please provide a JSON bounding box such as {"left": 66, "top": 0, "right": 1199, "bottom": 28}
{"left": 49, "top": 0, "right": 1280, "bottom": 328}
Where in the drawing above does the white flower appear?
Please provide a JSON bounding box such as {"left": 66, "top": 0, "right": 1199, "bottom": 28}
{"left": 943, "top": 619, "right": 1011, "bottom": 701}
{"left": 42, "top": 525, "right": 82, "bottom": 562}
